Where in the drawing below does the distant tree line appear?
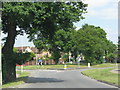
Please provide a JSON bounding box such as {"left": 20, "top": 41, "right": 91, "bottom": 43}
{"left": 34, "top": 24, "right": 117, "bottom": 65}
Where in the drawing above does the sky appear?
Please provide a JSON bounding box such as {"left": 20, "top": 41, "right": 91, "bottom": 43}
{"left": 1, "top": 0, "right": 118, "bottom": 47}
{"left": 74, "top": 0, "right": 118, "bottom": 44}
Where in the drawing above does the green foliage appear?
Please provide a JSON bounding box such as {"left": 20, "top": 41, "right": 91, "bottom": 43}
{"left": 32, "top": 2, "right": 87, "bottom": 64}
{"left": 28, "top": 2, "right": 87, "bottom": 41}
{"left": 44, "top": 53, "right": 49, "bottom": 61}
{"left": 2, "top": 2, "right": 87, "bottom": 82}
{"left": 53, "top": 29, "right": 76, "bottom": 52}
{"left": 13, "top": 48, "right": 17, "bottom": 52}
{"left": 51, "top": 49, "right": 61, "bottom": 64}
{"left": 14, "top": 52, "right": 35, "bottom": 65}
{"left": 106, "top": 53, "right": 117, "bottom": 63}
{"left": 2, "top": 2, "right": 34, "bottom": 35}
{"left": 3, "top": 47, "right": 34, "bottom": 64}
{"left": 71, "top": 24, "right": 116, "bottom": 65}
{"left": 62, "top": 53, "right": 69, "bottom": 62}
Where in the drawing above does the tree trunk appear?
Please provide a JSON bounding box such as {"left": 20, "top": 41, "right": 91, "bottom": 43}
{"left": 52, "top": 47, "right": 61, "bottom": 65}
{"left": 2, "top": 20, "right": 16, "bottom": 83}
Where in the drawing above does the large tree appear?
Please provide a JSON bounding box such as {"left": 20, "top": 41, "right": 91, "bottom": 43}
{"left": 31, "top": 2, "right": 87, "bottom": 64}
{"left": 33, "top": 29, "right": 75, "bottom": 64}
{"left": 2, "top": 2, "right": 35, "bottom": 83}
{"left": 2, "top": 2, "right": 87, "bottom": 82}
{"left": 72, "top": 24, "right": 116, "bottom": 65}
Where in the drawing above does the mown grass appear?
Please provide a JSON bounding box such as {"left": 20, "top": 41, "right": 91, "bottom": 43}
{"left": 16, "top": 64, "right": 88, "bottom": 70}
{"left": 2, "top": 71, "right": 29, "bottom": 88}
{"left": 91, "top": 63, "right": 117, "bottom": 68}
{"left": 81, "top": 68, "right": 119, "bottom": 86}
{"left": 16, "top": 63, "right": 117, "bottom": 70}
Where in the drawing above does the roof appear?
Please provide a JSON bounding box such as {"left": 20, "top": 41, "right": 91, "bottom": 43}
{"left": 30, "top": 47, "right": 40, "bottom": 53}
{"left": 15, "top": 46, "right": 40, "bottom": 53}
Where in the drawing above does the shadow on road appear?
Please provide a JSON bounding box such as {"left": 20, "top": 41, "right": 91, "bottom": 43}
{"left": 25, "top": 77, "right": 65, "bottom": 83}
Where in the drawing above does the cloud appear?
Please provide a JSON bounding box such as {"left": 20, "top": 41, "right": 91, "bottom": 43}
{"left": 83, "top": 0, "right": 118, "bottom": 8}
{"left": 78, "top": 0, "right": 118, "bottom": 44}
{"left": 83, "top": 0, "right": 118, "bottom": 20}
{"left": 99, "top": 8, "right": 118, "bottom": 20}
{"left": 83, "top": 0, "right": 112, "bottom": 8}
{"left": 102, "top": 27, "right": 118, "bottom": 44}
{"left": 86, "top": 8, "right": 118, "bottom": 20}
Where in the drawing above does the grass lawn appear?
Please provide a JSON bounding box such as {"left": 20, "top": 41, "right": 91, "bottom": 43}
{"left": 91, "top": 63, "right": 117, "bottom": 68}
{"left": 16, "top": 64, "right": 87, "bottom": 70}
{"left": 2, "top": 71, "right": 29, "bottom": 88}
{"left": 16, "top": 63, "right": 117, "bottom": 70}
{"left": 81, "top": 68, "right": 119, "bottom": 86}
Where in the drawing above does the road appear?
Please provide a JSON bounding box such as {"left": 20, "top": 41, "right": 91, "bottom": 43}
{"left": 15, "top": 69, "right": 117, "bottom": 88}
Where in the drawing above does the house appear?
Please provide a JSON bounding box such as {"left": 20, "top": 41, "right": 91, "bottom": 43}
{"left": 38, "top": 50, "right": 55, "bottom": 65}
{"left": 15, "top": 46, "right": 55, "bottom": 65}
{"left": 15, "top": 46, "right": 66, "bottom": 65}
{"left": 15, "top": 46, "right": 39, "bottom": 53}
{"left": 15, "top": 46, "right": 41, "bottom": 65}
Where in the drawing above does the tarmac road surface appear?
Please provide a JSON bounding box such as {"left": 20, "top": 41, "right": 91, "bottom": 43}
{"left": 15, "top": 69, "right": 117, "bottom": 88}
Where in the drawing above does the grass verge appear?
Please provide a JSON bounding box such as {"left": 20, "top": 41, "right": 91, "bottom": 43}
{"left": 92, "top": 63, "right": 117, "bottom": 68}
{"left": 16, "top": 63, "right": 117, "bottom": 70}
{"left": 16, "top": 64, "right": 87, "bottom": 70}
{"left": 81, "top": 68, "right": 119, "bottom": 86}
{"left": 2, "top": 71, "right": 29, "bottom": 88}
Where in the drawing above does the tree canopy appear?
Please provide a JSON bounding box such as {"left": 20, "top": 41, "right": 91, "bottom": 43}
{"left": 71, "top": 24, "right": 116, "bottom": 64}
{"left": 2, "top": 2, "right": 87, "bottom": 82}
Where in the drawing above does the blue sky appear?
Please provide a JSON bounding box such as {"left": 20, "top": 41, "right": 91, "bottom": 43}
{"left": 75, "top": 0, "right": 118, "bottom": 44}
{"left": 1, "top": 0, "right": 118, "bottom": 47}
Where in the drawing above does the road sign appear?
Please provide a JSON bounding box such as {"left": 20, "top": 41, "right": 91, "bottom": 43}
{"left": 39, "top": 59, "right": 42, "bottom": 62}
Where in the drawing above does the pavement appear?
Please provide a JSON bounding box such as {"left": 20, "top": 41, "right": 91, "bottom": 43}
{"left": 13, "top": 68, "right": 118, "bottom": 88}
{"left": 110, "top": 69, "right": 120, "bottom": 74}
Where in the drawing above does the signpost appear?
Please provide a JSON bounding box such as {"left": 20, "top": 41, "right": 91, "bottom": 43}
{"left": 38, "top": 59, "right": 43, "bottom": 65}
